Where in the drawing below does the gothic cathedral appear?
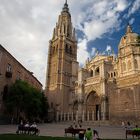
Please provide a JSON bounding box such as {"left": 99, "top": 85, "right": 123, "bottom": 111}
{"left": 46, "top": 1, "right": 140, "bottom": 124}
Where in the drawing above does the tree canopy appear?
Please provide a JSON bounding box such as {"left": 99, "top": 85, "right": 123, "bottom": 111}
{"left": 3, "top": 80, "right": 48, "bottom": 122}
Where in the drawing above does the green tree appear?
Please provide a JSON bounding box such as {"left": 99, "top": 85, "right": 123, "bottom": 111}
{"left": 39, "top": 92, "right": 49, "bottom": 120}
{"left": 3, "top": 80, "right": 48, "bottom": 122}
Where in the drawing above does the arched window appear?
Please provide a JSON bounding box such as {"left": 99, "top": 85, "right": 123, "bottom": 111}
{"left": 122, "top": 62, "right": 126, "bottom": 71}
{"left": 95, "top": 67, "right": 100, "bottom": 75}
{"left": 55, "top": 45, "right": 58, "bottom": 53}
{"left": 64, "top": 24, "right": 66, "bottom": 34}
{"left": 111, "top": 73, "right": 113, "bottom": 77}
{"left": 52, "top": 47, "right": 55, "bottom": 54}
{"left": 69, "top": 46, "right": 72, "bottom": 54}
{"left": 90, "top": 70, "right": 93, "bottom": 77}
{"left": 65, "top": 44, "right": 68, "bottom": 53}
{"left": 67, "top": 25, "right": 69, "bottom": 37}
{"left": 128, "top": 60, "right": 132, "bottom": 70}
{"left": 134, "top": 59, "right": 138, "bottom": 69}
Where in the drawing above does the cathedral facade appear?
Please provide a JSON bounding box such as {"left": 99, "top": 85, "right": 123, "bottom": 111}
{"left": 75, "top": 25, "right": 140, "bottom": 123}
{"left": 46, "top": 1, "right": 140, "bottom": 123}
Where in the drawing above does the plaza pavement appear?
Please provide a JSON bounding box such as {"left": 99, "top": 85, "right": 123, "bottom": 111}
{"left": 0, "top": 123, "right": 129, "bottom": 139}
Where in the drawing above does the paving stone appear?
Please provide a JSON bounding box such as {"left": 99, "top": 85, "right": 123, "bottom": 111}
{"left": 0, "top": 123, "right": 130, "bottom": 139}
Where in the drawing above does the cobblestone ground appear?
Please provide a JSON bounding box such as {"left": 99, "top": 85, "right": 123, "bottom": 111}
{"left": 0, "top": 123, "right": 128, "bottom": 139}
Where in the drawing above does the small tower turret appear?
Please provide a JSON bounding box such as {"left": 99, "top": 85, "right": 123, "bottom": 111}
{"left": 126, "top": 24, "right": 132, "bottom": 34}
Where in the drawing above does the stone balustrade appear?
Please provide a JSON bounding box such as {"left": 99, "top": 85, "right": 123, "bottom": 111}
{"left": 86, "top": 76, "right": 100, "bottom": 85}
{"left": 56, "top": 110, "right": 106, "bottom": 122}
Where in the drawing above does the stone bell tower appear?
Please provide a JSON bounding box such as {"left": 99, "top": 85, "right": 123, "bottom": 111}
{"left": 45, "top": 0, "right": 78, "bottom": 119}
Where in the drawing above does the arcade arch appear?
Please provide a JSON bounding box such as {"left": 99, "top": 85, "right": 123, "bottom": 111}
{"left": 85, "top": 91, "right": 101, "bottom": 120}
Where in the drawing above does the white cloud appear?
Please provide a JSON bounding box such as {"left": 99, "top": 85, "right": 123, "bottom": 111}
{"left": 77, "top": 0, "right": 128, "bottom": 42}
{"left": 0, "top": 0, "right": 136, "bottom": 88}
{"left": 77, "top": 39, "right": 90, "bottom": 66}
{"left": 91, "top": 47, "right": 97, "bottom": 57}
{"left": 0, "top": 0, "right": 63, "bottom": 88}
{"left": 106, "top": 45, "right": 112, "bottom": 52}
{"left": 128, "top": 0, "right": 140, "bottom": 16}
{"left": 114, "top": 0, "right": 128, "bottom": 11}
{"left": 101, "top": 45, "right": 115, "bottom": 56}
{"left": 75, "top": 0, "right": 128, "bottom": 66}
{"left": 129, "top": 18, "right": 135, "bottom": 25}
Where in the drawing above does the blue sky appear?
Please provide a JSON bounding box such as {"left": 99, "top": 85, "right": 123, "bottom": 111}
{"left": 0, "top": 0, "right": 140, "bottom": 88}
{"left": 86, "top": 2, "right": 140, "bottom": 57}
{"left": 76, "top": 0, "right": 140, "bottom": 65}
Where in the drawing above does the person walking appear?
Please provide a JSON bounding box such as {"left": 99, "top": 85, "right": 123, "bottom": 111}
{"left": 85, "top": 128, "right": 92, "bottom": 140}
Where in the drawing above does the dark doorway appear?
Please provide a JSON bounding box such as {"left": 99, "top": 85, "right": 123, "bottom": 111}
{"left": 96, "top": 104, "right": 99, "bottom": 120}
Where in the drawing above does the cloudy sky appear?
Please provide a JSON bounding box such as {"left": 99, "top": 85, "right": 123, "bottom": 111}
{"left": 0, "top": 0, "right": 140, "bottom": 88}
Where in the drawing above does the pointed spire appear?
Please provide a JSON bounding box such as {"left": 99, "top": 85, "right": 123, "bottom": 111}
{"left": 73, "top": 28, "right": 76, "bottom": 40}
{"left": 52, "top": 28, "right": 55, "bottom": 39}
{"left": 62, "top": 0, "right": 69, "bottom": 13}
{"left": 65, "top": 0, "right": 67, "bottom": 4}
{"left": 126, "top": 23, "right": 132, "bottom": 34}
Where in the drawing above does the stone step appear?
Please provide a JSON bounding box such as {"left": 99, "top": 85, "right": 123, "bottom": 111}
{"left": 82, "top": 121, "right": 110, "bottom": 126}
{"left": 55, "top": 120, "right": 111, "bottom": 126}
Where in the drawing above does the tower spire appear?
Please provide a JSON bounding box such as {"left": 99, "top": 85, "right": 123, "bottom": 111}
{"left": 46, "top": 0, "right": 78, "bottom": 119}
{"left": 126, "top": 23, "right": 132, "bottom": 34}
{"left": 62, "top": 0, "right": 69, "bottom": 13}
{"left": 65, "top": 0, "right": 67, "bottom": 4}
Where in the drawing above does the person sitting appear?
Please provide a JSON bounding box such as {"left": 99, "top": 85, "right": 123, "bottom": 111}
{"left": 79, "top": 124, "right": 82, "bottom": 128}
{"left": 16, "top": 120, "right": 24, "bottom": 134}
{"left": 24, "top": 121, "right": 30, "bottom": 134}
{"left": 121, "top": 121, "right": 125, "bottom": 127}
{"left": 30, "top": 122, "right": 37, "bottom": 128}
{"left": 68, "top": 125, "right": 74, "bottom": 129}
{"left": 24, "top": 121, "right": 30, "bottom": 128}
{"left": 78, "top": 121, "right": 82, "bottom": 128}
{"left": 75, "top": 124, "right": 78, "bottom": 128}
{"left": 79, "top": 130, "right": 85, "bottom": 140}
{"left": 30, "top": 122, "right": 39, "bottom": 135}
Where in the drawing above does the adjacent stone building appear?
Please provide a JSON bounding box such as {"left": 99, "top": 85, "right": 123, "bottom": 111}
{"left": 0, "top": 44, "right": 42, "bottom": 115}
{"left": 46, "top": 1, "right": 140, "bottom": 123}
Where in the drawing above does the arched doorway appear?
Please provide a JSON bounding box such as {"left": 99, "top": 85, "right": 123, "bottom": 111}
{"left": 86, "top": 91, "right": 101, "bottom": 121}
